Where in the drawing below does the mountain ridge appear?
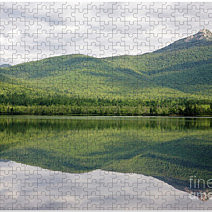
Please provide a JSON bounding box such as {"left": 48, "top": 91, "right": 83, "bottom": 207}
{"left": 3, "top": 29, "right": 211, "bottom": 67}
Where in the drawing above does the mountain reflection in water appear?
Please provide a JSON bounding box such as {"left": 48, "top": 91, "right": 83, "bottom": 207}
{"left": 0, "top": 116, "right": 212, "bottom": 209}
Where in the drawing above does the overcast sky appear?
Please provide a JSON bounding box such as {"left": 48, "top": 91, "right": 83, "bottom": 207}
{"left": 0, "top": 2, "right": 212, "bottom": 65}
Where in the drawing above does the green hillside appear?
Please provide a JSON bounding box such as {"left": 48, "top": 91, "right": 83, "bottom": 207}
{"left": 0, "top": 29, "right": 212, "bottom": 116}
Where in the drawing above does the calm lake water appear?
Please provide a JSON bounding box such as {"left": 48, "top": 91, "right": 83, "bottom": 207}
{"left": 0, "top": 116, "right": 212, "bottom": 209}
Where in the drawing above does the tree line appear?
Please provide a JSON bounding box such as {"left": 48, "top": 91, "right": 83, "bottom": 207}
{"left": 0, "top": 93, "right": 212, "bottom": 116}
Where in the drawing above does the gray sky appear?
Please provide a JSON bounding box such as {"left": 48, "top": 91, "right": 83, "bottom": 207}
{"left": 0, "top": 2, "right": 212, "bottom": 65}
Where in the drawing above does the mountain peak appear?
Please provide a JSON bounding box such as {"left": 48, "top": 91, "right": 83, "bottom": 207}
{"left": 185, "top": 29, "right": 212, "bottom": 42}
{"left": 155, "top": 29, "right": 212, "bottom": 53}
{"left": 199, "top": 28, "right": 211, "bottom": 35}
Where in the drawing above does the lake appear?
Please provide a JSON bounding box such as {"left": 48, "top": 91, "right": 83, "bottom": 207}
{"left": 0, "top": 116, "right": 212, "bottom": 209}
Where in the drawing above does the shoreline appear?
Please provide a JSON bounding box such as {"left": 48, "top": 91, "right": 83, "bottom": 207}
{"left": 0, "top": 114, "right": 212, "bottom": 120}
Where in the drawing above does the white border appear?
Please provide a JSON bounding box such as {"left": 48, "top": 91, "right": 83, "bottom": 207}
{"left": 0, "top": 0, "right": 212, "bottom": 2}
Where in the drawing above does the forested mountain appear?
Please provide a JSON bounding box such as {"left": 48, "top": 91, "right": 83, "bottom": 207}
{"left": 0, "top": 29, "right": 212, "bottom": 116}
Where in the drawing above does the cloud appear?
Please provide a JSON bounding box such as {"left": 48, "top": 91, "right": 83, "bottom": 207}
{"left": 0, "top": 2, "right": 211, "bottom": 65}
